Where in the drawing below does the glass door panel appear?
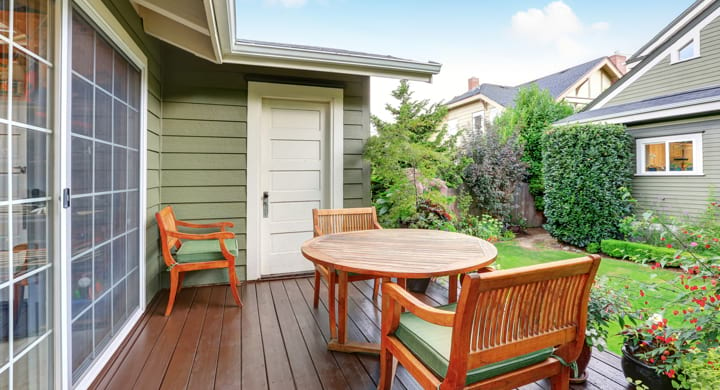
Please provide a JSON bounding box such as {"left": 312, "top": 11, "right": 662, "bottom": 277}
{"left": 69, "top": 8, "right": 141, "bottom": 383}
{"left": 0, "top": 0, "right": 54, "bottom": 387}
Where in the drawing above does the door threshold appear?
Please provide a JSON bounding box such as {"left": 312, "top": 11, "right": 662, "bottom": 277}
{"left": 259, "top": 271, "right": 315, "bottom": 281}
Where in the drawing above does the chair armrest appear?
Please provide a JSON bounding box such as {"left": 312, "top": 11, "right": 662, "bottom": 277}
{"left": 373, "top": 222, "right": 383, "bottom": 230}
{"left": 176, "top": 220, "right": 234, "bottom": 230}
{"left": 383, "top": 283, "right": 455, "bottom": 327}
{"left": 166, "top": 231, "right": 235, "bottom": 240}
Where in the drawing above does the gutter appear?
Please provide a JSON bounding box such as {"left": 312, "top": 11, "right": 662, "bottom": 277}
{"left": 556, "top": 96, "right": 720, "bottom": 125}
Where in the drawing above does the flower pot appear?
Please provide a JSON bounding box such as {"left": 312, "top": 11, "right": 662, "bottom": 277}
{"left": 621, "top": 345, "right": 677, "bottom": 390}
{"left": 406, "top": 278, "right": 431, "bottom": 293}
{"left": 570, "top": 343, "right": 592, "bottom": 384}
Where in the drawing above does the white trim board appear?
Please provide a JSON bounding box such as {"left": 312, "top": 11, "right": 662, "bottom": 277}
{"left": 246, "top": 82, "right": 344, "bottom": 281}
{"left": 593, "top": 5, "right": 720, "bottom": 109}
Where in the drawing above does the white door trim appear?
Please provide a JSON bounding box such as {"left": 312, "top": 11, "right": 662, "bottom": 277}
{"left": 246, "top": 82, "right": 344, "bottom": 281}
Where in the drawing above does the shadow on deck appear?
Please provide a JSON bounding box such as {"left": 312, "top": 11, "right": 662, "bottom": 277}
{"left": 90, "top": 278, "right": 630, "bottom": 389}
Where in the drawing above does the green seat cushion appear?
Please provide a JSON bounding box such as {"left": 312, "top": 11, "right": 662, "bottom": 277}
{"left": 175, "top": 239, "right": 239, "bottom": 263}
{"left": 394, "top": 303, "right": 553, "bottom": 385}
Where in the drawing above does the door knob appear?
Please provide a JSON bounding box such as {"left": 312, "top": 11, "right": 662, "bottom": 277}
{"left": 263, "top": 191, "right": 269, "bottom": 218}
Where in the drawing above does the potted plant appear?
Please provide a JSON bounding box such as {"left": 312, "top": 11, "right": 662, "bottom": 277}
{"left": 571, "top": 279, "right": 630, "bottom": 384}
{"left": 618, "top": 208, "right": 720, "bottom": 389}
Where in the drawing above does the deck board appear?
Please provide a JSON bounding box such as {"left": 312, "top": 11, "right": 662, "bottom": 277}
{"left": 90, "top": 278, "right": 629, "bottom": 390}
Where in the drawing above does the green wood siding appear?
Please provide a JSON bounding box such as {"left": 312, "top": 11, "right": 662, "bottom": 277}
{"left": 161, "top": 50, "right": 371, "bottom": 286}
{"left": 102, "top": 0, "right": 164, "bottom": 303}
{"left": 629, "top": 116, "right": 720, "bottom": 219}
{"left": 608, "top": 15, "right": 720, "bottom": 106}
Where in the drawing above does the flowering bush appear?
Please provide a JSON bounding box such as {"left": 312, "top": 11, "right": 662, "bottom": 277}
{"left": 586, "top": 279, "right": 632, "bottom": 351}
{"left": 620, "top": 216, "right": 720, "bottom": 388}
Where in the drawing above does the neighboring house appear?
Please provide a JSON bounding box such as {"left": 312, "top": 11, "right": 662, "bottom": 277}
{"left": 0, "top": 0, "right": 440, "bottom": 388}
{"left": 445, "top": 55, "right": 626, "bottom": 135}
{"left": 557, "top": 0, "right": 720, "bottom": 219}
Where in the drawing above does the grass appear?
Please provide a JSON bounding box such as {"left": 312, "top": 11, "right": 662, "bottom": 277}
{"left": 493, "top": 241, "right": 681, "bottom": 355}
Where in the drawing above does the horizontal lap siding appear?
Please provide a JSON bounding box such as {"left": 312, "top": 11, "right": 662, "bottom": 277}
{"left": 629, "top": 117, "right": 720, "bottom": 219}
{"left": 103, "top": 0, "right": 165, "bottom": 303}
{"left": 162, "top": 50, "right": 370, "bottom": 284}
{"left": 608, "top": 15, "right": 720, "bottom": 106}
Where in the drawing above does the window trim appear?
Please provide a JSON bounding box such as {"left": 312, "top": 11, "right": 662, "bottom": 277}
{"left": 472, "top": 111, "right": 485, "bottom": 133}
{"left": 670, "top": 31, "right": 700, "bottom": 64}
{"left": 635, "top": 133, "right": 703, "bottom": 176}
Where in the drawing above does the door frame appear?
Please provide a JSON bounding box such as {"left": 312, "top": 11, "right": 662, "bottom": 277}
{"left": 246, "top": 82, "right": 344, "bottom": 280}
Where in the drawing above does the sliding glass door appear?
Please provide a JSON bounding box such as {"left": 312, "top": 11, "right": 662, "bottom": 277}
{"left": 68, "top": 8, "right": 141, "bottom": 384}
{"left": 0, "top": 0, "right": 54, "bottom": 388}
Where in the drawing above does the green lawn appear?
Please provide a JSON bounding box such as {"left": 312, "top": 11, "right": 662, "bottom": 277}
{"left": 493, "top": 241, "right": 681, "bottom": 355}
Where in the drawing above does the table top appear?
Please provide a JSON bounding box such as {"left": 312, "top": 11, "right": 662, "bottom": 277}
{"left": 301, "top": 229, "right": 497, "bottom": 278}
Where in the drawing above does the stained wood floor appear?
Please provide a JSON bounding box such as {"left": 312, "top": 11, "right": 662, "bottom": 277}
{"left": 90, "top": 278, "right": 630, "bottom": 390}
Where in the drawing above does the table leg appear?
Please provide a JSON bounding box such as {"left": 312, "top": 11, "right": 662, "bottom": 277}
{"left": 397, "top": 278, "right": 407, "bottom": 313}
{"left": 328, "top": 266, "right": 337, "bottom": 340}
{"left": 448, "top": 274, "right": 458, "bottom": 304}
{"left": 338, "top": 270, "right": 348, "bottom": 344}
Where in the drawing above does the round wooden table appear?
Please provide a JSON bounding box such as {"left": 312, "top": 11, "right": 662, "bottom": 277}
{"left": 301, "top": 229, "right": 497, "bottom": 353}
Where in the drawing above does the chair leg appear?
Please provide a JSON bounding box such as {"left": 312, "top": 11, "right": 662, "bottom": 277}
{"left": 549, "top": 365, "right": 571, "bottom": 390}
{"left": 166, "top": 269, "right": 179, "bottom": 316}
{"left": 377, "top": 347, "right": 396, "bottom": 390}
{"left": 313, "top": 269, "right": 321, "bottom": 308}
{"left": 177, "top": 272, "right": 185, "bottom": 294}
{"left": 228, "top": 263, "right": 243, "bottom": 308}
{"left": 372, "top": 278, "right": 380, "bottom": 301}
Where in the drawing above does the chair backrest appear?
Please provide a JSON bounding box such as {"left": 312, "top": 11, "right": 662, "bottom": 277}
{"left": 312, "top": 207, "right": 381, "bottom": 237}
{"left": 444, "top": 256, "right": 601, "bottom": 385}
{"left": 156, "top": 206, "right": 180, "bottom": 267}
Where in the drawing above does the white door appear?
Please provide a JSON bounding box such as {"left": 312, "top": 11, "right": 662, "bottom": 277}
{"left": 260, "top": 99, "right": 330, "bottom": 276}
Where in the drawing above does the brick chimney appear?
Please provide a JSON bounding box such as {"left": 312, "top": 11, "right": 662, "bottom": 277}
{"left": 608, "top": 53, "right": 627, "bottom": 75}
{"left": 467, "top": 76, "right": 480, "bottom": 91}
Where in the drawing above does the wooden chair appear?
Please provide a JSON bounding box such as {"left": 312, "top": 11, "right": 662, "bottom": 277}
{"left": 156, "top": 206, "right": 242, "bottom": 316}
{"left": 378, "top": 255, "right": 601, "bottom": 390}
{"left": 312, "top": 207, "right": 383, "bottom": 308}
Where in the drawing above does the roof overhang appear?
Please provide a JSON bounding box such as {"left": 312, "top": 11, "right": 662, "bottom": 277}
{"left": 557, "top": 97, "right": 720, "bottom": 125}
{"left": 446, "top": 93, "right": 504, "bottom": 110}
{"left": 130, "top": 0, "right": 441, "bottom": 81}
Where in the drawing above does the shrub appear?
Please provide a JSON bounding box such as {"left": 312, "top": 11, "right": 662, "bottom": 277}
{"left": 543, "top": 123, "right": 634, "bottom": 247}
{"left": 586, "top": 242, "right": 600, "bottom": 254}
{"left": 454, "top": 214, "right": 508, "bottom": 242}
{"left": 600, "top": 239, "right": 679, "bottom": 265}
{"left": 461, "top": 123, "right": 526, "bottom": 223}
{"left": 495, "top": 85, "right": 574, "bottom": 211}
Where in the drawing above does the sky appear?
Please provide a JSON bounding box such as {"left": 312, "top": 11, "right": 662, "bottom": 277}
{"left": 235, "top": 0, "right": 693, "bottom": 121}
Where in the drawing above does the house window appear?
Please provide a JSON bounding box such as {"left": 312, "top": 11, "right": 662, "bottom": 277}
{"left": 678, "top": 40, "right": 696, "bottom": 61}
{"left": 672, "top": 34, "right": 700, "bottom": 63}
{"left": 636, "top": 134, "right": 703, "bottom": 175}
{"left": 447, "top": 119, "right": 458, "bottom": 135}
{"left": 472, "top": 112, "right": 484, "bottom": 133}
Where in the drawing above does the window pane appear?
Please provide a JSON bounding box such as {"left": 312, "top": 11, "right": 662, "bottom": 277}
{"left": 13, "top": 0, "right": 52, "bottom": 60}
{"left": 70, "top": 252, "right": 91, "bottom": 318}
{"left": 94, "top": 142, "right": 111, "bottom": 192}
{"left": 0, "top": 288, "right": 7, "bottom": 365}
{"left": 94, "top": 292, "right": 111, "bottom": 350}
{"left": 678, "top": 40, "right": 695, "bottom": 61}
{"left": 71, "top": 310, "right": 92, "bottom": 379}
{"left": 113, "top": 52, "right": 127, "bottom": 102}
{"left": 95, "top": 35, "right": 113, "bottom": 92}
{"left": 13, "top": 270, "right": 50, "bottom": 356}
{"left": 0, "top": 207, "right": 7, "bottom": 284}
{"left": 71, "top": 197, "right": 92, "bottom": 256}
{"left": 71, "top": 75, "right": 93, "bottom": 137}
{"left": 12, "top": 332, "right": 51, "bottom": 389}
{"left": 644, "top": 143, "right": 666, "bottom": 172}
{"left": 669, "top": 141, "right": 693, "bottom": 171}
{"left": 0, "top": 42, "right": 7, "bottom": 120}
{"left": 71, "top": 11, "right": 93, "bottom": 79}
{"left": 113, "top": 147, "right": 126, "bottom": 190}
{"left": 112, "top": 192, "right": 125, "bottom": 236}
{"left": 113, "top": 100, "right": 127, "bottom": 146}
{"left": 127, "top": 269, "right": 139, "bottom": 313}
{"left": 0, "top": 124, "right": 7, "bottom": 201}
{"left": 94, "top": 89, "right": 112, "bottom": 142}
{"left": 11, "top": 49, "right": 51, "bottom": 129}
{"left": 128, "top": 109, "right": 139, "bottom": 149}
{"left": 11, "top": 201, "right": 49, "bottom": 279}
{"left": 112, "top": 279, "right": 126, "bottom": 331}
{"left": 94, "top": 194, "right": 111, "bottom": 244}
{"left": 71, "top": 136, "right": 92, "bottom": 195}
{"left": 12, "top": 126, "right": 49, "bottom": 200}
{"left": 94, "top": 244, "right": 111, "bottom": 298}
{"left": 0, "top": 1, "right": 8, "bottom": 40}
{"left": 112, "top": 235, "right": 125, "bottom": 282}
{"left": 128, "top": 68, "right": 140, "bottom": 109}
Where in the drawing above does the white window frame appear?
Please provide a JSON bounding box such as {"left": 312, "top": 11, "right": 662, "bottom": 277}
{"left": 670, "top": 31, "right": 700, "bottom": 64}
{"left": 447, "top": 119, "right": 458, "bottom": 135}
{"left": 59, "top": 0, "right": 149, "bottom": 388}
{"left": 635, "top": 133, "right": 703, "bottom": 176}
{"left": 471, "top": 111, "right": 485, "bottom": 133}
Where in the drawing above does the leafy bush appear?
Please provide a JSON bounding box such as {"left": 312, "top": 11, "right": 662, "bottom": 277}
{"left": 454, "top": 214, "right": 512, "bottom": 242}
{"left": 461, "top": 123, "right": 526, "bottom": 223}
{"left": 543, "top": 123, "right": 634, "bottom": 247}
{"left": 495, "top": 85, "right": 574, "bottom": 211}
{"left": 676, "top": 349, "right": 720, "bottom": 390}
{"left": 365, "top": 80, "right": 462, "bottom": 227}
{"left": 586, "top": 242, "right": 600, "bottom": 254}
{"left": 600, "top": 239, "right": 679, "bottom": 265}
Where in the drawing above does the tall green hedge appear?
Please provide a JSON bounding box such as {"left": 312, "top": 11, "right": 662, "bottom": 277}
{"left": 542, "top": 124, "right": 634, "bottom": 247}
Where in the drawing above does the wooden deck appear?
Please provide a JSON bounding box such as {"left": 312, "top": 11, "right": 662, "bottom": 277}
{"left": 90, "top": 278, "right": 630, "bottom": 390}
